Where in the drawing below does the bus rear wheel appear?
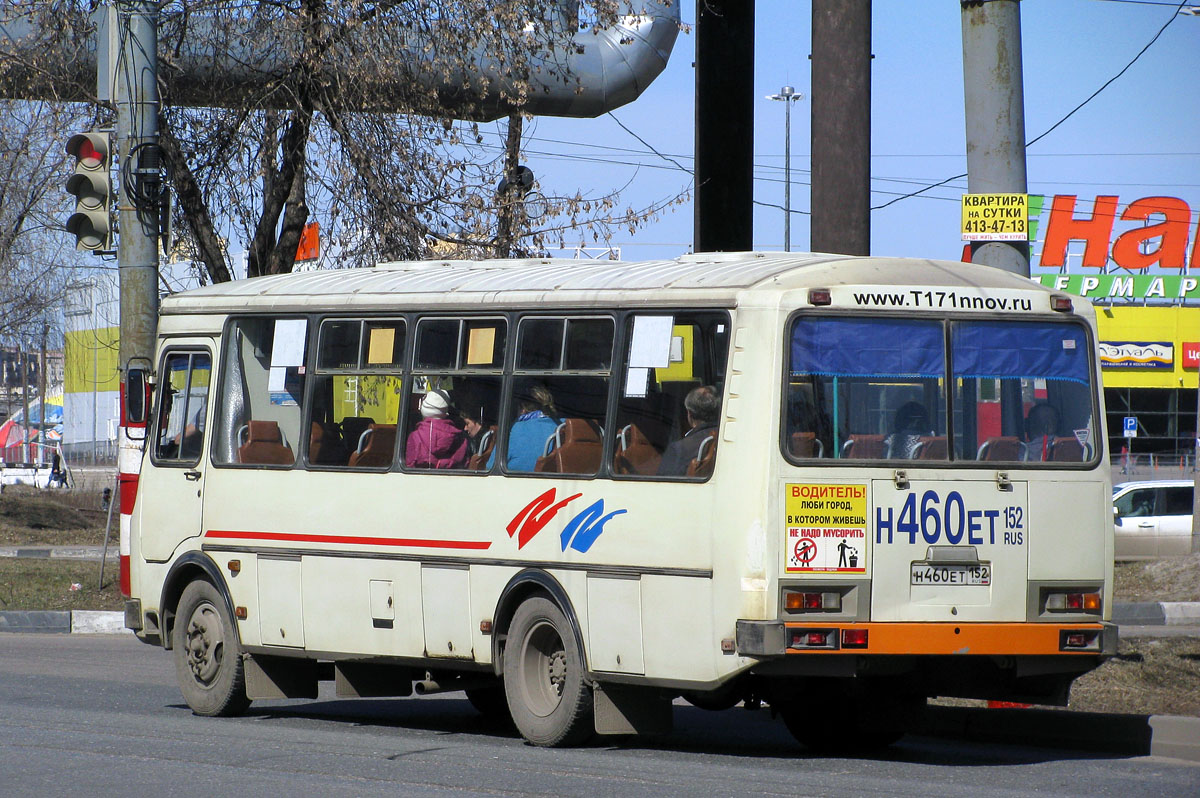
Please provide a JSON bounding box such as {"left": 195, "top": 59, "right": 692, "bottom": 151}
{"left": 503, "top": 597, "right": 593, "bottom": 747}
{"left": 172, "top": 579, "right": 251, "bottom": 717}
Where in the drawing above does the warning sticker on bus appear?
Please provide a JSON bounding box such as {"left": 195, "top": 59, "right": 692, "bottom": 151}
{"left": 785, "top": 483, "right": 868, "bottom": 573}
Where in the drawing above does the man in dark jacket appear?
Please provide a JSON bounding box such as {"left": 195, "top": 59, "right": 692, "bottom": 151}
{"left": 657, "top": 385, "right": 721, "bottom": 476}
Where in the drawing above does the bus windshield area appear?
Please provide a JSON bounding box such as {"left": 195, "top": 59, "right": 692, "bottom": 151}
{"left": 785, "top": 316, "right": 1098, "bottom": 465}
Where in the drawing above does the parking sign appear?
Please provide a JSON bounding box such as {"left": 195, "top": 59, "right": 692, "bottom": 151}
{"left": 1123, "top": 416, "right": 1137, "bottom": 438}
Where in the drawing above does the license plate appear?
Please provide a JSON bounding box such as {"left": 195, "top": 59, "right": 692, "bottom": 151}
{"left": 910, "top": 563, "right": 991, "bottom": 586}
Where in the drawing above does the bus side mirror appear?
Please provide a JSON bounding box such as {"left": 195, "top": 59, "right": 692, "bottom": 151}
{"left": 126, "top": 368, "right": 149, "bottom": 425}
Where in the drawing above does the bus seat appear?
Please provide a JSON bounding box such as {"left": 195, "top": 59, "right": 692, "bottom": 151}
{"left": 309, "top": 421, "right": 348, "bottom": 466}
{"left": 467, "top": 427, "right": 497, "bottom": 470}
{"left": 841, "top": 434, "right": 885, "bottom": 459}
{"left": 535, "top": 418, "right": 603, "bottom": 474}
{"left": 348, "top": 424, "right": 396, "bottom": 468}
{"left": 686, "top": 434, "right": 717, "bottom": 478}
{"left": 914, "top": 436, "right": 947, "bottom": 460}
{"left": 339, "top": 417, "right": 373, "bottom": 453}
{"left": 1049, "top": 437, "right": 1085, "bottom": 462}
{"left": 977, "top": 436, "right": 1022, "bottom": 461}
{"left": 789, "top": 432, "right": 825, "bottom": 458}
{"left": 614, "top": 424, "right": 662, "bottom": 475}
{"left": 238, "top": 420, "right": 295, "bottom": 465}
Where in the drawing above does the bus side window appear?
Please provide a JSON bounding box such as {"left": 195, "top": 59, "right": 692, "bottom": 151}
{"left": 306, "top": 318, "right": 405, "bottom": 469}
{"left": 612, "top": 312, "right": 729, "bottom": 480}
{"left": 499, "top": 317, "right": 613, "bottom": 475}
{"left": 404, "top": 317, "right": 504, "bottom": 472}
{"left": 151, "top": 350, "right": 212, "bottom": 464}
{"left": 212, "top": 317, "right": 308, "bottom": 468}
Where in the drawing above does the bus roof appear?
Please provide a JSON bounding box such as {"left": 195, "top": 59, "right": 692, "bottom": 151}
{"left": 159, "top": 251, "right": 1059, "bottom": 314}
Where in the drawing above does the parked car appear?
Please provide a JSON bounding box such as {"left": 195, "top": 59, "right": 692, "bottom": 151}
{"left": 1112, "top": 480, "right": 1196, "bottom": 560}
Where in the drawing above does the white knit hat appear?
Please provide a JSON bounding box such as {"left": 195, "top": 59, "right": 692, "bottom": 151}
{"left": 420, "top": 389, "right": 450, "bottom": 418}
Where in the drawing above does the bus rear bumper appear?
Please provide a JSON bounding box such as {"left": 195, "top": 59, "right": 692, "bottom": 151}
{"left": 736, "top": 620, "right": 1118, "bottom": 658}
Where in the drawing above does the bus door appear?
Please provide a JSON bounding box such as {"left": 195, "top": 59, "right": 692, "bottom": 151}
{"left": 869, "top": 477, "right": 1029, "bottom": 622}
{"left": 141, "top": 343, "right": 214, "bottom": 562}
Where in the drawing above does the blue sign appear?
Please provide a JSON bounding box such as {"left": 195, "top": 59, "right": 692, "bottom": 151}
{"left": 1123, "top": 416, "right": 1138, "bottom": 438}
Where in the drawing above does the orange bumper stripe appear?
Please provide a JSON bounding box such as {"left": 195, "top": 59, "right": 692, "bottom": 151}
{"left": 783, "top": 622, "right": 1103, "bottom": 656}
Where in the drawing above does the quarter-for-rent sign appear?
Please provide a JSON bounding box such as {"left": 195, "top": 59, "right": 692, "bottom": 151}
{"left": 962, "top": 193, "right": 1029, "bottom": 242}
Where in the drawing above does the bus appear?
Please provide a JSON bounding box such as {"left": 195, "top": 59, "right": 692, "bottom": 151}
{"left": 124, "top": 252, "right": 1115, "bottom": 749}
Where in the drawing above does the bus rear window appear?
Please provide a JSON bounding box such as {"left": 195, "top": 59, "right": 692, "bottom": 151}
{"left": 785, "top": 316, "right": 1098, "bottom": 465}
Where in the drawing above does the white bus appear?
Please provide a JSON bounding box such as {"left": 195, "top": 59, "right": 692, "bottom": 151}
{"left": 125, "top": 252, "right": 1115, "bottom": 749}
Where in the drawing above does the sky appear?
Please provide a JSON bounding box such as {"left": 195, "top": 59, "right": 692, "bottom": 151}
{"left": 499, "top": 0, "right": 1200, "bottom": 268}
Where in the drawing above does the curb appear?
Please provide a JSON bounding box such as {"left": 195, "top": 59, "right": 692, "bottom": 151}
{"left": 0, "top": 610, "right": 129, "bottom": 634}
{"left": 1113, "top": 602, "right": 1200, "bottom": 626}
{"left": 921, "top": 705, "right": 1200, "bottom": 762}
{"left": 0, "top": 545, "right": 109, "bottom": 560}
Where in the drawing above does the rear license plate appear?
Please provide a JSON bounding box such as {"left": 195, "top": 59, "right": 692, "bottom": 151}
{"left": 910, "top": 563, "right": 991, "bottom": 586}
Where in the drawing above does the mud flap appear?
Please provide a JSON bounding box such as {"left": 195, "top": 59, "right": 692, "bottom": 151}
{"left": 244, "top": 653, "right": 318, "bottom": 700}
{"left": 593, "top": 684, "right": 673, "bottom": 736}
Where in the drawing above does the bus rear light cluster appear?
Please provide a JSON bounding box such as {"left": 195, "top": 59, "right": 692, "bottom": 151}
{"left": 1050, "top": 295, "right": 1073, "bottom": 312}
{"left": 1045, "top": 592, "right": 1101, "bottom": 612}
{"left": 1060, "top": 630, "right": 1100, "bottom": 651}
{"left": 841, "top": 629, "right": 869, "bottom": 648}
{"left": 808, "top": 288, "right": 832, "bottom": 306}
{"left": 784, "top": 590, "right": 842, "bottom": 612}
{"left": 788, "top": 629, "right": 836, "bottom": 650}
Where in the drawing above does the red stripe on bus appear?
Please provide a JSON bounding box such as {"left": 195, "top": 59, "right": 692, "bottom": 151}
{"left": 205, "top": 529, "right": 493, "bottom": 550}
{"left": 119, "top": 473, "right": 139, "bottom": 516}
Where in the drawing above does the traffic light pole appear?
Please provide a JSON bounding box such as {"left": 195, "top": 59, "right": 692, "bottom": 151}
{"left": 115, "top": 0, "right": 160, "bottom": 596}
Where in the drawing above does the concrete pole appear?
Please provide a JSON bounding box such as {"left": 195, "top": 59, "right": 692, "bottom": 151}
{"left": 961, "top": 0, "right": 1030, "bottom": 276}
{"left": 116, "top": 1, "right": 160, "bottom": 595}
{"left": 811, "top": 0, "right": 871, "bottom": 256}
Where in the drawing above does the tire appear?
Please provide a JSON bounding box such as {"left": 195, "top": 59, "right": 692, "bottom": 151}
{"left": 503, "top": 597, "right": 593, "bottom": 746}
{"left": 172, "top": 579, "right": 251, "bottom": 717}
{"left": 466, "top": 684, "right": 512, "bottom": 722}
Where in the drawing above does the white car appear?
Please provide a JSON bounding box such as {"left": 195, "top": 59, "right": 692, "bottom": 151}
{"left": 1112, "top": 480, "right": 1196, "bottom": 560}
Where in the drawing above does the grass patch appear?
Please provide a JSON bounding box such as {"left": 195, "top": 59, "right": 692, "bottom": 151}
{"left": 0, "top": 558, "right": 124, "bottom": 612}
{"left": 1114, "top": 555, "right": 1200, "bottom": 603}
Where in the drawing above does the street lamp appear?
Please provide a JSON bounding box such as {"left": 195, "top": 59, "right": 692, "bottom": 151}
{"left": 767, "top": 86, "right": 803, "bottom": 251}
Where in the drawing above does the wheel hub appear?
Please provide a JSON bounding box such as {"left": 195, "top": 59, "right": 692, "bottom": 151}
{"left": 184, "top": 604, "right": 223, "bottom": 685}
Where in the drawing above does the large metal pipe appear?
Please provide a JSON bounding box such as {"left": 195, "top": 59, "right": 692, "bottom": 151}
{"left": 0, "top": 1, "right": 680, "bottom": 121}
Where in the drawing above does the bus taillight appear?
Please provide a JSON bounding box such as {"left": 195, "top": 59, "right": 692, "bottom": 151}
{"left": 784, "top": 591, "right": 842, "bottom": 612}
{"left": 841, "top": 629, "right": 869, "bottom": 648}
{"left": 1046, "top": 592, "right": 1101, "bottom": 612}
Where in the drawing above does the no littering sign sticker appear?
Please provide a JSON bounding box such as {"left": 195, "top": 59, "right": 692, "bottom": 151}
{"left": 786, "top": 483, "right": 868, "bottom": 573}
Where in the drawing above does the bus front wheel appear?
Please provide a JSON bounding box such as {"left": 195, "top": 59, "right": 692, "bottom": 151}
{"left": 172, "top": 579, "right": 251, "bottom": 717}
{"left": 503, "top": 597, "right": 593, "bottom": 746}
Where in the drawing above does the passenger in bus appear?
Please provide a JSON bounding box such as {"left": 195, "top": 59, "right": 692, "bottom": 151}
{"left": 1023, "top": 402, "right": 1059, "bottom": 462}
{"left": 884, "top": 401, "right": 929, "bottom": 460}
{"left": 405, "top": 389, "right": 468, "bottom": 469}
{"left": 173, "top": 395, "right": 207, "bottom": 459}
{"left": 657, "top": 385, "right": 721, "bottom": 476}
{"left": 462, "top": 410, "right": 493, "bottom": 457}
{"left": 491, "top": 385, "right": 559, "bottom": 471}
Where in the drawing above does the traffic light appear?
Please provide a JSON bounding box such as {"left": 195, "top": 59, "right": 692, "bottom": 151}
{"left": 65, "top": 131, "right": 113, "bottom": 252}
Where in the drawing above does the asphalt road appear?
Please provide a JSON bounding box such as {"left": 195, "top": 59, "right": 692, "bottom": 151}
{"left": 1, "top": 635, "right": 1197, "bottom": 798}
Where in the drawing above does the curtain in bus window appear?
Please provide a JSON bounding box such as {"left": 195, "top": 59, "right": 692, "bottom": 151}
{"left": 790, "top": 318, "right": 944, "bottom": 378}
{"left": 951, "top": 321, "right": 1090, "bottom": 385}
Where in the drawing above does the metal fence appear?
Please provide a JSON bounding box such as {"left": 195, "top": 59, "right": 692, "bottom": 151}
{"left": 1111, "top": 451, "right": 1197, "bottom": 480}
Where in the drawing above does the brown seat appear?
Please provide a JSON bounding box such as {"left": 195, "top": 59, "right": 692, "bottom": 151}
{"left": 1049, "top": 437, "right": 1085, "bottom": 462}
{"left": 914, "top": 436, "right": 947, "bottom": 460}
{"left": 614, "top": 424, "right": 662, "bottom": 475}
{"left": 535, "top": 418, "right": 603, "bottom": 474}
{"left": 467, "top": 426, "right": 497, "bottom": 470}
{"left": 339, "top": 417, "right": 373, "bottom": 454}
{"left": 686, "top": 433, "right": 717, "bottom": 478}
{"left": 977, "top": 436, "right": 1022, "bottom": 461}
{"left": 789, "top": 431, "right": 825, "bottom": 458}
{"left": 238, "top": 420, "right": 294, "bottom": 465}
{"left": 841, "top": 434, "right": 885, "bottom": 459}
{"left": 347, "top": 423, "right": 396, "bottom": 468}
{"left": 308, "top": 421, "right": 348, "bottom": 466}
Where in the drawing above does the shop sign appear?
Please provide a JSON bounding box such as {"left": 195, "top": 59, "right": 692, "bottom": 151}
{"left": 1037, "top": 195, "right": 1200, "bottom": 271}
{"left": 1037, "top": 274, "right": 1200, "bottom": 301}
{"left": 1183, "top": 342, "right": 1200, "bottom": 369}
{"left": 1098, "top": 341, "right": 1174, "bottom": 369}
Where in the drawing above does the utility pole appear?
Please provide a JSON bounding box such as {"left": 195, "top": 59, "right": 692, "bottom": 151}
{"left": 38, "top": 323, "right": 48, "bottom": 465}
{"left": 961, "top": 0, "right": 1030, "bottom": 276}
{"left": 811, "top": 1, "right": 871, "bottom": 256}
{"left": 20, "top": 346, "right": 31, "bottom": 463}
{"left": 496, "top": 114, "right": 523, "bottom": 258}
{"left": 115, "top": 0, "right": 161, "bottom": 595}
